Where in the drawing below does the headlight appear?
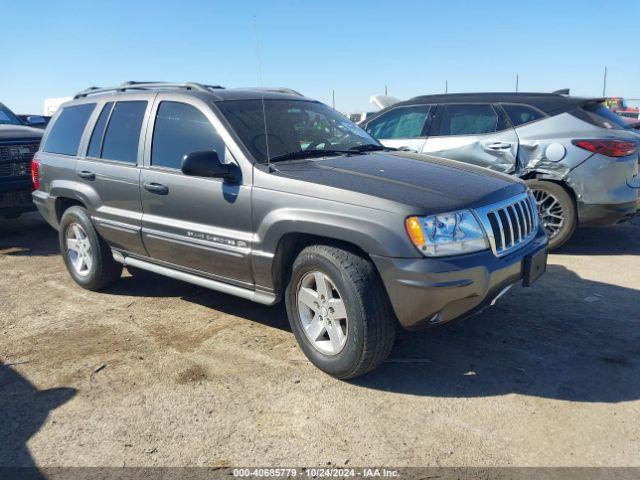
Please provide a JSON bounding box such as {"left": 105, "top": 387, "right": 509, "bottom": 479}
{"left": 405, "top": 210, "right": 489, "bottom": 257}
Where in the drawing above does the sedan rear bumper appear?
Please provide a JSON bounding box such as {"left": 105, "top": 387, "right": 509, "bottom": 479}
{"left": 578, "top": 200, "right": 640, "bottom": 227}
{"left": 371, "top": 230, "right": 548, "bottom": 330}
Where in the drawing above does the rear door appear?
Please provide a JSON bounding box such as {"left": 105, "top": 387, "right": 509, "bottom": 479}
{"left": 422, "top": 103, "right": 519, "bottom": 173}
{"left": 75, "top": 96, "right": 151, "bottom": 255}
{"left": 139, "top": 95, "right": 253, "bottom": 285}
{"left": 364, "top": 104, "right": 433, "bottom": 152}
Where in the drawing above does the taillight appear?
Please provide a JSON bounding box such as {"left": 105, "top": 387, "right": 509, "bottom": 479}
{"left": 572, "top": 139, "right": 638, "bottom": 158}
{"left": 31, "top": 156, "right": 40, "bottom": 190}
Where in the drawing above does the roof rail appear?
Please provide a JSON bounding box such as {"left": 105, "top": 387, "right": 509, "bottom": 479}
{"left": 73, "top": 81, "right": 225, "bottom": 99}
{"left": 552, "top": 88, "right": 570, "bottom": 95}
{"left": 252, "top": 87, "right": 304, "bottom": 97}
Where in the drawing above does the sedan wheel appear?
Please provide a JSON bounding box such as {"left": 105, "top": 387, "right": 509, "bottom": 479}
{"left": 296, "top": 270, "right": 348, "bottom": 356}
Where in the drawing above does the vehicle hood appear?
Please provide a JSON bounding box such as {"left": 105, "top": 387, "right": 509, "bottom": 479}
{"left": 0, "top": 124, "right": 43, "bottom": 141}
{"left": 270, "top": 151, "right": 525, "bottom": 214}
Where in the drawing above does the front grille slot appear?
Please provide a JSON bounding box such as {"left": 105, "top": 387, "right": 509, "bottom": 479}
{"left": 0, "top": 143, "right": 39, "bottom": 178}
{"left": 475, "top": 193, "right": 539, "bottom": 257}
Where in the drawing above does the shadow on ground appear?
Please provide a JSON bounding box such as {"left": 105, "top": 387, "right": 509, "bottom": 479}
{"left": 554, "top": 221, "right": 640, "bottom": 255}
{"left": 0, "top": 363, "right": 76, "bottom": 471}
{"left": 0, "top": 214, "right": 58, "bottom": 257}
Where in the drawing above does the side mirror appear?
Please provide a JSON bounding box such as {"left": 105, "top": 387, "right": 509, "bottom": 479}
{"left": 26, "top": 115, "right": 48, "bottom": 127}
{"left": 181, "top": 150, "right": 239, "bottom": 182}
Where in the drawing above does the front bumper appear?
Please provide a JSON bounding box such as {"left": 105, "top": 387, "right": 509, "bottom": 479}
{"left": 0, "top": 179, "right": 36, "bottom": 216}
{"left": 372, "top": 229, "right": 548, "bottom": 330}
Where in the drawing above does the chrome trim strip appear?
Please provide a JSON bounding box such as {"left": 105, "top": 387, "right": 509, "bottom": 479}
{"left": 113, "top": 252, "right": 276, "bottom": 305}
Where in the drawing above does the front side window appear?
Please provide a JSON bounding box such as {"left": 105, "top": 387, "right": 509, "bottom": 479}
{"left": 43, "top": 103, "right": 96, "bottom": 156}
{"left": 216, "top": 99, "right": 381, "bottom": 162}
{"left": 502, "top": 104, "right": 545, "bottom": 127}
{"left": 101, "top": 101, "right": 147, "bottom": 163}
{"left": 151, "top": 101, "right": 226, "bottom": 170}
{"left": 365, "top": 105, "right": 431, "bottom": 139}
{"left": 436, "top": 104, "right": 500, "bottom": 136}
{"left": 0, "top": 103, "right": 22, "bottom": 126}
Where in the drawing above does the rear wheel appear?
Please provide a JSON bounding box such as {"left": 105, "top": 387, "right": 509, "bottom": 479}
{"left": 59, "top": 206, "right": 122, "bottom": 290}
{"left": 285, "top": 245, "right": 396, "bottom": 379}
{"left": 526, "top": 179, "right": 577, "bottom": 250}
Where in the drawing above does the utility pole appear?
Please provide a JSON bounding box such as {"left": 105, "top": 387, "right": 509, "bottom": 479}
{"left": 602, "top": 66, "right": 607, "bottom": 97}
{"left": 385, "top": 84, "right": 388, "bottom": 96}
{"left": 515, "top": 74, "right": 519, "bottom": 93}
{"left": 445, "top": 80, "right": 448, "bottom": 93}
{"left": 332, "top": 90, "right": 335, "bottom": 109}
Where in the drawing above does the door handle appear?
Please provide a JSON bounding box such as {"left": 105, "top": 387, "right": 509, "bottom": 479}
{"left": 486, "top": 142, "right": 513, "bottom": 150}
{"left": 143, "top": 182, "right": 169, "bottom": 195}
{"left": 77, "top": 170, "right": 95, "bottom": 180}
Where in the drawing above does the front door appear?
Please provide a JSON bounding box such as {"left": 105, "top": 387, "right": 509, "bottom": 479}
{"left": 422, "top": 103, "right": 519, "bottom": 173}
{"left": 139, "top": 97, "right": 253, "bottom": 286}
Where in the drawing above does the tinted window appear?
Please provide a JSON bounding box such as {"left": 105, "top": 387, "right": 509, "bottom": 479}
{"left": 151, "top": 102, "right": 225, "bottom": 169}
{"left": 101, "top": 101, "right": 147, "bottom": 163}
{"left": 366, "top": 105, "right": 431, "bottom": 139}
{"left": 0, "top": 104, "right": 22, "bottom": 126}
{"left": 436, "top": 104, "right": 499, "bottom": 136}
{"left": 572, "top": 103, "right": 628, "bottom": 130}
{"left": 43, "top": 103, "right": 95, "bottom": 155}
{"left": 87, "top": 102, "right": 114, "bottom": 158}
{"left": 502, "top": 104, "right": 545, "bottom": 126}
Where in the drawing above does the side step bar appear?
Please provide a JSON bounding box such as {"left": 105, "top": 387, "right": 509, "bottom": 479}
{"left": 112, "top": 251, "right": 277, "bottom": 306}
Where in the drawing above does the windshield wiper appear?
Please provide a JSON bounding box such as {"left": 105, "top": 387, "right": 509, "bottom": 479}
{"left": 268, "top": 149, "right": 356, "bottom": 163}
{"left": 348, "top": 144, "right": 393, "bottom": 152}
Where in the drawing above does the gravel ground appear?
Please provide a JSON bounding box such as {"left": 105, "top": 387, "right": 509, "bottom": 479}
{"left": 1, "top": 213, "right": 639, "bottom": 468}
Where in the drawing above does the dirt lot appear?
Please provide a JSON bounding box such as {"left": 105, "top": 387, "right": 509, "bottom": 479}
{"left": 1, "top": 213, "right": 639, "bottom": 468}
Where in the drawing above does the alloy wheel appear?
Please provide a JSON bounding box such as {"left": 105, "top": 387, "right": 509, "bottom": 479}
{"left": 296, "top": 271, "right": 348, "bottom": 356}
{"left": 65, "top": 223, "right": 93, "bottom": 277}
{"left": 532, "top": 189, "right": 565, "bottom": 239}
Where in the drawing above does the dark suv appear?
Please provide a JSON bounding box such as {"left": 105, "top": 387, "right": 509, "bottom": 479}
{"left": 0, "top": 102, "right": 42, "bottom": 218}
{"left": 33, "top": 82, "right": 548, "bottom": 378}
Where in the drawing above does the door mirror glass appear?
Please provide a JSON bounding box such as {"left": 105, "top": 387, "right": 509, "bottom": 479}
{"left": 181, "top": 150, "right": 238, "bottom": 182}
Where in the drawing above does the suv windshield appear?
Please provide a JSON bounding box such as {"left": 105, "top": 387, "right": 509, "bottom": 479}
{"left": 0, "top": 103, "right": 23, "bottom": 126}
{"left": 217, "top": 99, "right": 382, "bottom": 162}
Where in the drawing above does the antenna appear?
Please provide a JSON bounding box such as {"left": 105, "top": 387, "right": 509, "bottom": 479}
{"left": 445, "top": 80, "right": 448, "bottom": 93}
{"left": 253, "top": 16, "right": 271, "bottom": 167}
{"left": 332, "top": 90, "right": 335, "bottom": 109}
{"left": 602, "top": 66, "right": 607, "bottom": 97}
{"left": 515, "top": 74, "right": 519, "bottom": 93}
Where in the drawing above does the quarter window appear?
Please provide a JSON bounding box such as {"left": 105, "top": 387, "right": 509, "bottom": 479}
{"left": 87, "top": 102, "right": 114, "bottom": 158}
{"left": 436, "top": 104, "right": 499, "bottom": 136}
{"left": 42, "top": 103, "right": 96, "bottom": 156}
{"left": 101, "top": 101, "right": 147, "bottom": 163}
{"left": 151, "top": 101, "right": 225, "bottom": 170}
{"left": 365, "top": 105, "right": 431, "bottom": 139}
{"left": 502, "top": 104, "right": 545, "bottom": 126}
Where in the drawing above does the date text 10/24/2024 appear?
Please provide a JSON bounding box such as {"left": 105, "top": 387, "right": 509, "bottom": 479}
{"left": 233, "top": 468, "right": 399, "bottom": 478}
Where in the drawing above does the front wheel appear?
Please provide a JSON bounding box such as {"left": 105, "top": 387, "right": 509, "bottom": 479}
{"left": 285, "top": 245, "right": 396, "bottom": 379}
{"left": 526, "top": 179, "right": 577, "bottom": 250}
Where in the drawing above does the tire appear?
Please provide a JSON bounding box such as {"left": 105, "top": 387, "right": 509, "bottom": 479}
{"left": 59, "top": 206, "right": 122, "bottom": 291}
{"left": 526, "top": 179, "right": 577, "bottom": 250}
{"left": 285, "top": 245, "right": 396, "bottom": 379}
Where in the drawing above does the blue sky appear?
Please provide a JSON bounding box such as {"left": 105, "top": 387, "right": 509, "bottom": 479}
{"left": 2, "top": 0, "right": 639, "bottom": 114}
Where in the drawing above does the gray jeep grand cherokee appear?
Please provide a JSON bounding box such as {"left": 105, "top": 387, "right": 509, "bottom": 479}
{"left": 33, "top": 82, "right": 548, "bottom": 378}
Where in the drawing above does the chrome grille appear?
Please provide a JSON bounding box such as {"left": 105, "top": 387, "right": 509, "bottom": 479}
{"left": 0, "top": 143, "right": 38, "bottom": 178}
{"left": 474, "top": 192, "right": 539, "bottom": 257}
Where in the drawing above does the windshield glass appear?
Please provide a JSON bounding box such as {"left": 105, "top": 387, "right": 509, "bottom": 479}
{"left": 217, "top": 99, "right": 381, "bottom": 162}
{"left": 0, "top": 103, "right": 23, "bottom": 126}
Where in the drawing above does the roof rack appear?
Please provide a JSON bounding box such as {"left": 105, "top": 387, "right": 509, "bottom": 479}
{"left": 73, "top": 81, "right": 225, "bottom": 99}
{"left": 251, "top": 87, "right": 304, "bottom": 97}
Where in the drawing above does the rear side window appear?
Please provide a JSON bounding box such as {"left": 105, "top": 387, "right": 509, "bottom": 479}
{"left": 43, "top": 103, "right": 95, "bottom": 155}
{"left": 572, "top": 103, "right": 627, "bottom": 130}
{"left": 101, "top": 101, "right": 147, "bottom": 163}
{"left": 436, "top": 104, "right": 500, "bottom": 136}
{"left": 87, "top": 102, "right": 114, "bottom": 158}
{"left": 365, "top": 105, "right": 431, "bottom": 139}
{"left": 151, "top": 101, "right": 225, "bottom": 170}
{"left": 502, "top": 104, "right": 545, "bottom": 127}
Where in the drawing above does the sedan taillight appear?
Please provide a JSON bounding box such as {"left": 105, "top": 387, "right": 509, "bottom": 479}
{"left": 31, "top": 156, "right": 40, "bottom": 190}
{"left": 572, "top": 139, "right": 638, "bottom": 158}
